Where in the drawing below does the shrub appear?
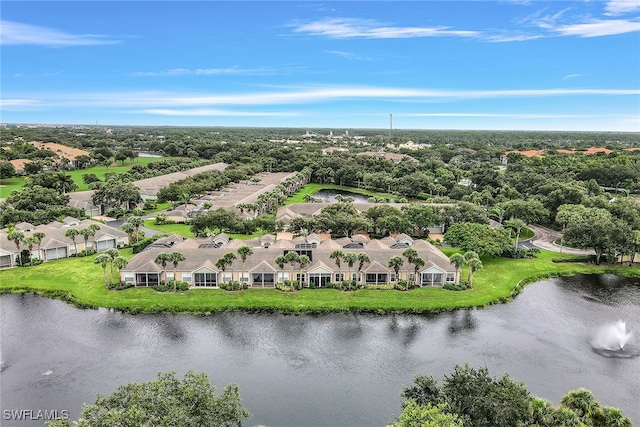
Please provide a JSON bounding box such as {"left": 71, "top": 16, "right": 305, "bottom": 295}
{"left": 366, "top": 284, "right": 395, "bottom": 290}
{"left": 525, "top": 247, "right": 540, "bottom": 258}
{"left": 219, "top": 281, "right": 247, "bottom": 291}
{"left": 552, "top": 255, "right": 595, "bottom": 263}
{"left": 502, "top": 248, "right": 527, "bottom": 259}
{"left": 143, "top": 199, "right": 157, "bottom": 210}
{"left": 77, "top": 248, "right": 96, "bottom": 257}
{"left": 108, "top": 282, "right": 135, "bottom": 291}
{"left": 443, "top": 283, "right": 465, "bottom": 291}
{"left": 276, "top": 282, "right": 295, "bottom": 292}
{"left": 132, "top": 235, "right": 164, "bottom": 254}
{"left": 341, "top": 280, "right": 362, "bottom": 291}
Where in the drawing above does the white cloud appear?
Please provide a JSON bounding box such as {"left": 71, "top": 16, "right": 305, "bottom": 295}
{"left": 0, "top": 99, "right": 41, "bottom": 110}
{"left": 604, "top": 0, "right": 640, "bottom": 16}
{"left": 291, "top": 18, "right": 479, "bottom": 39}
{"left": 136, "top": 109, "right": 301, "bottom": 117}
{"left": 21, "top": 86, "right": 640, "bottom": 110}
{"left": 0, "top": 20, "right": 119, "bottom": 46}
{"left": 133, "top": 66, "right": 304, "bottom": 77}
{"left": 406, "top": 112, "right": 600, "bottom": 119}
{"left": 552, "top": 18, "right": 640, "bottom": 37}
{"left": 562, "top": 74, "right": 583, "bottom": 79}
{"left": 324, "top": 50, "right": 373, "bottom": 61}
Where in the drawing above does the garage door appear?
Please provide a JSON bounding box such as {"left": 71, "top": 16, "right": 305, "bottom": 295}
{"left": 45, "top": 247, "right": 68, "bottom": 260}
{"left": 96, "top": 239, "right": 116, "bottom": 252}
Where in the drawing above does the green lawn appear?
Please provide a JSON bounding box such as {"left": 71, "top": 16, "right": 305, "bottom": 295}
{"left": 142, "top": 219, "right": 263, "bottom": 240}
{"left": 0, "top": 176, "right": 25, "bottom": 198}
{"left": 1, "top": 248, "right": 638, "bottom": 315}
{"left": 143, "top": 219, "right": 195, "bottom": 237}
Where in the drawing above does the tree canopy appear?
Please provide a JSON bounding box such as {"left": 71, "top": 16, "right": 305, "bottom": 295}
{"left": 47, "top": 371, "right": 250, "bottom": 427}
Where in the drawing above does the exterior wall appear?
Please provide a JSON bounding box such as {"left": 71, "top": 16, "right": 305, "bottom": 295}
{"left": 128, "top": 266, "right": 459, "bottom": 288}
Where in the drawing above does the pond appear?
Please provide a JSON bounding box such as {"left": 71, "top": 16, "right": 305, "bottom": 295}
{"left": 312, "top": 189, "right": 394, "bottom": 203}
{"left": 1, "top": 274, "right": 639, "bottom": 426}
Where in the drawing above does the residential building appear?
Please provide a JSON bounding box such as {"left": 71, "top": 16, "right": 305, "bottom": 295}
{"left": 119, "top": 234, "right": 459, "bottom": 288}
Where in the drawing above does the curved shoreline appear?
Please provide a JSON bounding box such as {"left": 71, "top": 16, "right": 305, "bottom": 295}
{"left": 2, "top": 259, "right": 638, "bottom": 315}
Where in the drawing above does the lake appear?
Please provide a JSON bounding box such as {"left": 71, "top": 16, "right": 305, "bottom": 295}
{"left": 1, "top": 274, "right": 639, "bottom": 426}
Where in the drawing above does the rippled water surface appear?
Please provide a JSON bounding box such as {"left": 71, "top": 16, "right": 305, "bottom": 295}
{"left": 1, "top": 274, "right": 639, "bottom": 426}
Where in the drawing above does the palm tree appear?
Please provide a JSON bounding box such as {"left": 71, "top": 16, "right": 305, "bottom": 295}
{"left": 154, "top": 252, "right": 171, "bottom": 284}
{"left": 237, "top": 246, "right": 253, "bottom": 289}
{"left": 65, "top": 228, "right": 80, "bottom": 256}
{"left": 402, "top": 248, "right": 419, "bottom": 288}
{"left": 23, "top": 235, "right": 39, "bottom": 266}
{"left": 560, "top": 388, "right": 599, "bottom": 422}
{"left": 329, "top": 250, "right": 343, "bottom": 282}
{"left": 94, "top": 254, "right": 111, "bottom": 287}
{"left": 105, "top": 248, "right": 120, "bottom": 278}
{"left": 341, "top": 252, "right": 358, "bottom": 287}
{"left": 402, "top": 248, "right": 418, "bottom": 264}
{"left": 356, "top": 253, "right": 371, "bottom": 285}
{"left": 463, "top": 251, "right": 480, "bottom": 287}
{"left": 113, "top": 256, "right": 129, "bottom": 281}
{"left": 388, "top": 256, "right": 404, "bottom": 289}
{"left": 215, "top": 257, "right": 228, "bottom": 286}
{"left": 169, "top": 251, "right": 186, "bottom": 291}
{"left": 298, "top": 255, "right": 311, "bottom": 288}
{"left": 7, "top": 228, "right": 24, "bottom": 265}
{"left": 32, "top": 231, "right": 45, "bottom": 262}
{"left": 467, "top": 257, "right": 483, "bottom": 289}
{"left": 412, "top": 257, "right": 425, "bottom": 288}
{"left": 80, "top": 225, "right": 100, "bottom": 253}
{"left": 449, "top": 253, "right": 465, "bottom": 284}
{"left": 505, "top": 218, "right": 526, "bottom": 251}
{"left": 121, "top": 222, "right": 136, "bottom": 243}
{"left": 223, "top": 252, "right": 237, "bottom": 289}
{"left": 284, "top": 251, "right": 300, "bottom": 287}
{"left": 275, "top": 255, "right": 287, "bottom": 284}
{"left": 127, "top": 216, "right": 144, "bottom": 243}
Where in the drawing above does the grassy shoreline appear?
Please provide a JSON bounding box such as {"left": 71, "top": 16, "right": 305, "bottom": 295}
{"left": 1, "top": 249, "right": 638, "bottom": 315}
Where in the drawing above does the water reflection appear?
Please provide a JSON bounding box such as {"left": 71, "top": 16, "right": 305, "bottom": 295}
{"left": 447, "top": 310, "right": 477, "bottom": 335}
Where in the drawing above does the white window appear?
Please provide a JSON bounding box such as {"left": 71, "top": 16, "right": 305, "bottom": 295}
{"left": 240, "top": 273, "right": 249, "bottom": 283}
{"left": 409, "top": 273, "right": 415, "bottom": 282}
{"left": 124, "top": 275, "right": 134, "bottom": 283}
{"left": 335, "top": 273, "right": 344, "bottom": 282}
{"left": 390, "top": 273, "right": 397, "bottom": 282}
{"left": 446, "top": 273, "right": 456, "bottom": 282}
{"left": 166, "top": 272, "right": 174, "bottom": 280}
{"left": 182, "top": 274, "right": 192, "bottom": 282}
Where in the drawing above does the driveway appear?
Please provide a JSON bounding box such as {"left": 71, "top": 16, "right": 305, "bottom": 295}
{"left": 528, "top": 224, "right": 594, "bottom": 255}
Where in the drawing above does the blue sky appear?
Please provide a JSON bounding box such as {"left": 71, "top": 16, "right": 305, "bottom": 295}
{"left": 1, "top": 1, "right": 639, "bottom": 131}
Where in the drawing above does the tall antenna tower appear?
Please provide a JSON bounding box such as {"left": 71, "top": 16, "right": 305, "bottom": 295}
{"left": 389, "top": 113, "right": 393, "bottom": 138}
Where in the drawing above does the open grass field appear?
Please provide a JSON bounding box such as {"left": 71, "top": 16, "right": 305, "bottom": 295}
{"left": 0, "top": 157, "right": 171, "bottom": 198}
{"left": 0, "top": 177, "right": 24, "bottom": 198}
{"left": 1, "top": 248, "right": 638, "bottom": 315}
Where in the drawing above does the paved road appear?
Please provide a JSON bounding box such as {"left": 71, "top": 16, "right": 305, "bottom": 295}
{"left": 527, "top": 224, "right": 594, "bottom": 255}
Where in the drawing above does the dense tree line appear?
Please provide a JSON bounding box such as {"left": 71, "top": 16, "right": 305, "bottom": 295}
{"left": 2, "top": 125, "right": 639, "bottom": 261}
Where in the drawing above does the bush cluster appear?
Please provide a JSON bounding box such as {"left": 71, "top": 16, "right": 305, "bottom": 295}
{"left": 152, "top": 281, "right": 189, "bottom": 292}
{"left": 219, "top": 281, "right": 248, "bottom": 291}
{"left": 107, "top": 282, "right": 134, "bottom": 291}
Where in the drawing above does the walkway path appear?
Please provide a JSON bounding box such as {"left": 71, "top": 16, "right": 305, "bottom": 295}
{"left": 528, "top": 224, "right": 594, "bottom": 255}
